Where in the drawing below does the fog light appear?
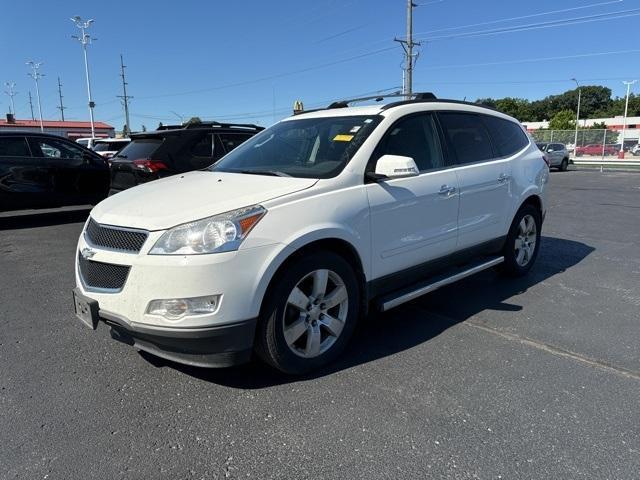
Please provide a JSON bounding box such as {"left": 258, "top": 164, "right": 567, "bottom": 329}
{"left": 146, "top": 295, "right": 221, "bottom": 320}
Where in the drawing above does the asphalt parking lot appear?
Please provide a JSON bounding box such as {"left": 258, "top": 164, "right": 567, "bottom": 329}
{"left": 1, "top": 170, "right": 639, "bottom": 479}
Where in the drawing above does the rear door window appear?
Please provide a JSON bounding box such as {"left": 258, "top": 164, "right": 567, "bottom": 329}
{"left": 481, "top": 115, "right": 529, "bottom": 157}
{"left": 0, "top": 137, "right": 31, "bottom": 157}
{"left": 438, "top": 112, "right": 494, "bottom": 164}
{"left": 114, "top": 138, "right": 162, "bottom": 160}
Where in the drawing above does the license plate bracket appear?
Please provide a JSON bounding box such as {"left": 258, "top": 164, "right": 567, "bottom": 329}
{"left": 73, "top": 289, "right": 99, "bottom": 330}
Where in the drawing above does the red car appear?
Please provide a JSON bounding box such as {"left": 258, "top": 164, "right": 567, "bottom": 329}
{"left": 575, "top": 144, "right": 617, "bottom": 156}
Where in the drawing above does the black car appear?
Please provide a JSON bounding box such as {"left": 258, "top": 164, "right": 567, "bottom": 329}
{"left": 109, "top": 121, "right": 263, "bottom": 195}
{"left": 0, "top": 131, "right": 110, "bottom": 212}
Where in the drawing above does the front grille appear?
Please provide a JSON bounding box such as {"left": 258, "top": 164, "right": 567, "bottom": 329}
{"left": 78, "top": 253, "right": 131, "bottom": 292}
{"left": 85, "top": 218, "right": 148, "bottom": 253}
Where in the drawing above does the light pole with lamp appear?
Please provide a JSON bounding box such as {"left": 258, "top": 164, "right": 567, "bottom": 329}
{"left": 620, "top": 80, "right": 637, "bottom": 158}
{"left": 571, "top": 78, "right": 581, "bottom": 154}
{"left": 71, "top": 16, "right": 97, "bottom": 138}
{"left": 26, "top": 62, "right": 44, "bottom": 132}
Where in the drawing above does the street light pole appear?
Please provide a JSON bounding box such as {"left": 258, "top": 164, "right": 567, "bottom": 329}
{"left": 71, "top": 16, "right": 96, "bottom": 138}
{"left": 4, "top": 81, "right": 17, "bottom": 115}
{"left": 26, "top": 62, "right": 44, "bottom": 132}
{"left": 571, "top": 78, "right": 581, "bottom": 153}
{"left": 620, "top": 80, "right": 637, "bottom": 158}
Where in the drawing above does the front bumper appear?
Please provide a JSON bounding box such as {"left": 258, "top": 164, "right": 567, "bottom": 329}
{"left": 75, "top": 288, "right": 256, "bottom": 367}
{"left": 104, "top": 311, "right": 257, "bottom": 368}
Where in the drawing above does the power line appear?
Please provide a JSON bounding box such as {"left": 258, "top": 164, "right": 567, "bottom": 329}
{"left": 414, "top": 7, "right": 640, "bottom": 42}
{"left": 56, "top": 77, "right": 66, "bottom": 121}
{"left": 421, "top": 48, "right": 640, "bottom": 71}
{"left": 415, "top": 0, "right": 623, "bottom": 36}
{"left": 135, "top": 45, "right": 397, "bottom": 100}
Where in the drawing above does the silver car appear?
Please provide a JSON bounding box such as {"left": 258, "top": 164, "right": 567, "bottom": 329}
{"left": 537, "top": 142, "right": 570, "bottom": 171}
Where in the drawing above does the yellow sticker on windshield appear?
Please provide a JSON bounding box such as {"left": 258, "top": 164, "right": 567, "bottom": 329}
{"left": 333, "top": 134, "right": 354, "bottom": 142}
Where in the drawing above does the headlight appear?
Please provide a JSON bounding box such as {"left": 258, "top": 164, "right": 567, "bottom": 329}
{"left": 149, "top": 205, "right": 266, "bottom": 255}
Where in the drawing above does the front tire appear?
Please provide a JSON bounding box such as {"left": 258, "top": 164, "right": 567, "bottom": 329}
{"left": 498, "top": 204, "right": 541, "bottom": 277}
{"left": 255, "top": 251, "right": 360, "bottom": 375}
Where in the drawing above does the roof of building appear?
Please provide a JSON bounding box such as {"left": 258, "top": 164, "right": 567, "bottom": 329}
{"left": 0, "top": 119, "right": 113, "bottom": 129}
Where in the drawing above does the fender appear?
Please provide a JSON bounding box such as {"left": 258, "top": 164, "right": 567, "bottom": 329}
{"left": 246, "top": 225, "right": 367, "bottom": 318}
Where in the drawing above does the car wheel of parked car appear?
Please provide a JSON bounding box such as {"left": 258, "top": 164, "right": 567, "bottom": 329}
{"left": 560, "top": 158, "right": 569, "bottom": 171}
{"left": 255, "top": 251, "right": 360, "bottom": 374}
{"left": 498, "top": 204, "right": 541, "bottom": 277}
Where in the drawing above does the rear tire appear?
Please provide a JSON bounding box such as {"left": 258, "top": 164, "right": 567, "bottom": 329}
{"left": 560, "top": 158, "right": 569, "bottom": 171}
{"left": 498, "top": 204, "right": 541, "bottom": 277}
{"left": 254, "top": 251, "right": 360, "bottom": 375}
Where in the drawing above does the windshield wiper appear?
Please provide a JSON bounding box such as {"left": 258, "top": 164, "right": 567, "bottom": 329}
{"left": 235, "top": 169, "right": 290, "bottom": 177}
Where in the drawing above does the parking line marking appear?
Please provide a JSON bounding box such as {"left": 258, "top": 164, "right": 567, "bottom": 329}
{"left": 466, "top": 321, "right": 640, "bottom": 381}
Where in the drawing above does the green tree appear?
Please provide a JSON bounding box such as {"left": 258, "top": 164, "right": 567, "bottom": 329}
{"left": 548, "top": 110, "right": 576, "bottom": 130}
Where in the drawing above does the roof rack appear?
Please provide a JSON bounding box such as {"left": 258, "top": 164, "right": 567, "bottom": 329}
{"left": 381, "top": 97, "right": 499, "bottom": 112}
{"left": 156, "top": 121, "right": 264, "bottom": 131}
{"left": 292, "top": 92, "right": 437, "bottom": 116}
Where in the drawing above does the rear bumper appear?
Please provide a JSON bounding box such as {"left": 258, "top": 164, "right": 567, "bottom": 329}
{"left": 100, "top": 308, "right": 257, "bottom": 368}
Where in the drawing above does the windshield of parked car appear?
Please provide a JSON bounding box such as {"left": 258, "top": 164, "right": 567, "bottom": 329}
{"left": 209, "top": 115, "right": 382, "bottom": 178}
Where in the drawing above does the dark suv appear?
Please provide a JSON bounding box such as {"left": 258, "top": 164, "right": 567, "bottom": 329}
{"left": 0, "top": 131, "right": 109, "bottom": 211}
{"left": 109, "top": 121, "right": 263, "bottom": 195}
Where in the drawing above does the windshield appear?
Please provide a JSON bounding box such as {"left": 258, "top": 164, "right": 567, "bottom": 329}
{"left": 210, "top": 115, "right": 382, "bottom": 178}
{"left": 94, "top": 141, "right": 128, "bottom": 152}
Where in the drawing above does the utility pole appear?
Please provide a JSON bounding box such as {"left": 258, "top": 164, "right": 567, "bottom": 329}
{"left": 4, "top": 82, "right": 17, "bottom": 115}
{"left": 117, "top": 54, "right": 132, "bottom": 136}
{"left": 56, "top": 77, "right": 66, "bottom": 121}
{"left": 26, "top": 61, "right": 44, "bottom": 132}
{"left": 71, "top": 16, "right": 97, "bottom": 138}
{"left": 395, "top": 0, "right": 420, "bottom": 98}
{"left": 28, "top": 91, "right": 35, "bottom": 120}
{"left": 620, "top": 80, "right": 637, "bottom": 158}
{"left": 571, "top": 78, "right": 581, "bottom": 152}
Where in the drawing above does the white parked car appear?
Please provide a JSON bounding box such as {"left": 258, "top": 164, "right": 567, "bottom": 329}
{"left": 72, "top": 94, "right": 549, "bottom": 374}
{"left": 75, "top": 137, "right": 100, "bottom": 149}
{"left": 92, "top": 138, "right": 131, "bottom": 160}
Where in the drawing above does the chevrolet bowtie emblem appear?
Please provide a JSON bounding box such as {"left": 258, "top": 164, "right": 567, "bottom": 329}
{"left": 81, "top": 247, "right": 96, "bottom": 260}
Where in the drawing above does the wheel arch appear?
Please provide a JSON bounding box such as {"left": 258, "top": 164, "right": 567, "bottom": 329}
{"left": 253, "top": 235, "right": 368, "bottom": 320}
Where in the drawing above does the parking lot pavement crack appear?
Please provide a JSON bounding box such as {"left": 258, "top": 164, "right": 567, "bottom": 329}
{"left": 465, "top": 321, "right": 640, "bottom": 381}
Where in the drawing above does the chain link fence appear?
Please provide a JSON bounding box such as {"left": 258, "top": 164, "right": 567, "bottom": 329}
{"left": 529, "top": 129, "right": 640, "bottom": 159}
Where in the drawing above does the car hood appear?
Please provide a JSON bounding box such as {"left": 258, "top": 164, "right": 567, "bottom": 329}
{"left": 91, "top": 171, "right": 318, "bottom": 231}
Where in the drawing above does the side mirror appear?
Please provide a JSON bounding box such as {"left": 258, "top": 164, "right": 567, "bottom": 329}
{"left": 373, "top": 154, "right": 419, "bottom": 179}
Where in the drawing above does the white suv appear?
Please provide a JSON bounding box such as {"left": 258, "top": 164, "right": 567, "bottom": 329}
{"left": 72, "top": 94, "right": 549, "bottom": 374}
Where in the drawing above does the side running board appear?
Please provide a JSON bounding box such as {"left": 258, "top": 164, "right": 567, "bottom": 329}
{"left": 379, "top": 256, "right": 504, "bottom": 312}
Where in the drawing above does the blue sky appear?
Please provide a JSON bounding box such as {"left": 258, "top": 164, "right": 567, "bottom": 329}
{"left": 1, "top": 0, "right": 639, "bottom": 130}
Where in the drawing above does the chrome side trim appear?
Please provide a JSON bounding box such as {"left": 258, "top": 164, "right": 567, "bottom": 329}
{"left": 381, "top": 256, "right": 504, "bottom": 311}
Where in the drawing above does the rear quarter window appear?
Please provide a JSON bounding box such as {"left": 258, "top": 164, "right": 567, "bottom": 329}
{"left": 481, "top": 115, "right": 529, "bottom": 157}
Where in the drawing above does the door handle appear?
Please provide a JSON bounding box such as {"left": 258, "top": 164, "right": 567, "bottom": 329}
{"left": 498, "top": 173, "right": 511, "bottom": 183}
{"left": 439, "top": 184, "right": 456, "bottom": 196}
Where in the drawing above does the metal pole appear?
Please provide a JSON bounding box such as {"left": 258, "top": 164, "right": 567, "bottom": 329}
{"left": 26, "top": 62, "right": 44, "bottom": 132}
{"left": 57, "top": 77, "right": 66, "bottom": 121}
{"left": 28, "top": 91, "right": 35, "bottom": 120}
{"left": 72, "top": 17, "right": 96, "bottom": 138}
{"left": 406, "top": 0, "right": 413, "bottom": 97}
{"left": 118, "top": 54, "right": 131, "bottom": 135}
{"left": 4, "top": 82, "right": 17, "bottom": 115}
{"left": 571, "top": 78, "right": 581, "bottom": 154}
{"left": 620, "top": 80, "right": 637, "bottom": 157}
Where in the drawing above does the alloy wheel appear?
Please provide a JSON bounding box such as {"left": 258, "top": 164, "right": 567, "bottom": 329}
{"left": 282, "top": 269, "right": 349, "bottom": 358}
